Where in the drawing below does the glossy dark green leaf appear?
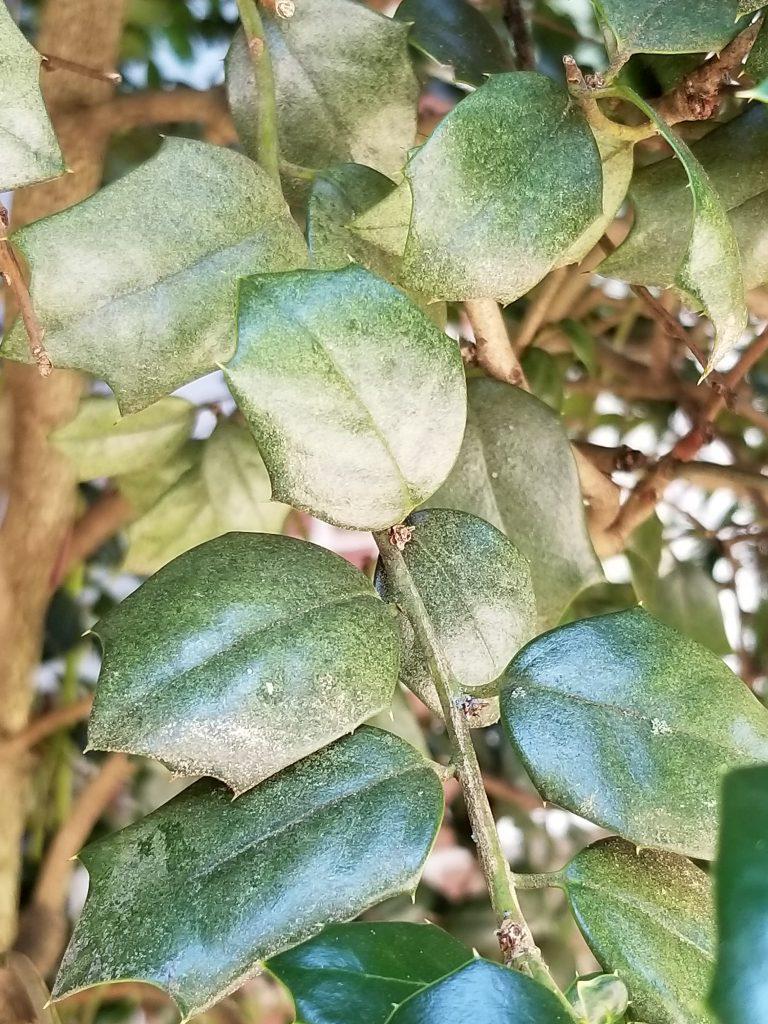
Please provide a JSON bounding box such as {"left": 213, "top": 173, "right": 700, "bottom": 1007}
{"left": 386, "top": 958, "right": 573, "bottom": 1024}
{"left": 710, "top": 765, "right": 768, "bottom": 1024}
{"left": 426, "top": 378, "right": 602, "bottom": 630}
{"left": 88, "top": 533, "right": 401, "bottom": 792}
{"left": 375, "top": 509, "right": 536, "bottom": 710}
{"left": 745, "top": 15, "right": 768, "bottom": 81}
{"left": 603, "top": 106, "right": 768, "bottom": 295}
{"left": 561, "top": 838, "right": 716, "bottom": 1024}
{"left": 2, "top": 139, "right": 307, "bottom": 412}
{"left": 394, "top": 0, "right": 512, "bottom": 88}
{"left": 225, "top": 266, "right": 466, "bottom": 531}
{"left": 0, "top": 3, "right": 63, "bottom": 191}
{"left": 592, "top": 0, "right": 743, "bottom": 63}
{"left": 399, "top": 72, "right": 603, "bottom": 304}
{"left": 54, "top": 727, "right": 444, "bottom": 1020}
{"left": 267, "top": 922, "right": 472, "bottom": 1024}
{"left": 225, "top": 0, "right": 418, "bottom": 177}
{"left": 612, "top": 86, "right": 746, "bottom": 375}
{"left": 52, "top": 397, "right": 195, "bottom": 481}
{"left": 308, "top": 164, "right": 397, "bottom": 274}
{"left": 501, "top": 607, "right": 768, "bottom": 858}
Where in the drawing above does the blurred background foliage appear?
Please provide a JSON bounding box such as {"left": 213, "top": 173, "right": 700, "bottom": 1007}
{"left": 3, "top": 2, "right": 768, "bottom": 1023}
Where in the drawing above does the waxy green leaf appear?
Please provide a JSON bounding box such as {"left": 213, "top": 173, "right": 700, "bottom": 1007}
{"left": 54, "top": 728, "right": 443, "bottom": 1020}
{"left": 613, "top": 87, "right": 746, "bottom": 375}
{"left": 399, "top": 72, "right": 603, "bottom": 304}
{"left": 561, "top": 838, "right": 716, "bottom": 1024}
{"left": 500, "top": 607, "right": 768, "bottom": 858}
{"left": 307, "top": 163, "right": 398, "bottom": 275}
{"left": 225, "top": 266, "right": 466, "bottom": 531}
{"left": 386, "top": 958, "right": 572, "bottom": 1024}
{"left": 89, "top": 533, "right": 401, "bottom": 792}
{"left": 375, "top": 509, "right": 536, "bottom": 706}
{"left": 0, "top": 3, "right": 63, "bottom": 191}
{"left": 602, "top": 106, "right": 768, "bottom": 294}
{"left": 394, "top": 0, "right": 512, "bottom": 88}
{"left": 710, "top": 765, "right": 768, "bottom": 1024}
{"left": 426, "top": 378, "right": 602, "bottom": 629}
{"left": 52, "top": 397, "right": 195, "bottom": 481}
{"left": 2, "top": 139, "right": 307, "bottom": 412}
{"left": 267, "top": 922, "right": 472, "bottom": 1024}
{"left": 592, "top": 1, "right": 743, "bottom": 63}
{"left": 225, "top": 0, "right": 418, "bottom": 177}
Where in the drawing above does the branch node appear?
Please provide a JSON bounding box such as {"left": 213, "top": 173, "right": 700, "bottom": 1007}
{"left": 389, "top": 524, "right": 414, "bottom": 551}
{"left": 454, "top": 695, "right": 491, "bottom": 720}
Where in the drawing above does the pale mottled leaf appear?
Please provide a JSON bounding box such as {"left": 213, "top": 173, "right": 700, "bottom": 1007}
{"left": 592, "top": 0, "right": 743, "bottom": 62}
{"left": 2, "top": 139, "right": 307, "bottom": 412}
{"left": 52, "top": 396, "right": 195, "bottom": 481}
{"left": 225, "top": 0, "right": 418, "bottom": 177}
{"left": 225, "top": 266, "right": 466, "bottom": 531}
{"left": 500, "top": 607, "right": 768, "bottom": 858}
{"left": 0, "top": 3, "right": 63, "bottom": 190}
{"left": 399, "top": 72, "right": 603, "bottom": 303}
{"left": 426, "top": 378, "right": 602, "bottom": 629}
{"left": 90, "top": 533, "right": 401, "bottom": 791}
{"left": 54, "top": 728, "right": 443, "bottom": 1020}
{"left": 375, "top": 509, "right": 536, "bottom": 707}
{"left": 606, "top": 89, "right": 747, "bottom": 373}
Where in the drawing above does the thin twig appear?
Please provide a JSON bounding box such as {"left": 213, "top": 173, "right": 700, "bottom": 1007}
{"left": 41, "top": 53, "right": 121, "bottom": 84}
{"left": 463, "top": 299, "right": 529, "bottom": 389}
{"left": 0, "top": 203, "right": 51, "bottom": 377}
{"left": 501, "top": 0, "right": 535, "bottom": 72}
{"left": 0, "top": 696, "right": 93, "bottom": 759}
{"left": 236, "top": 0, "right": 281, "bottom": 184}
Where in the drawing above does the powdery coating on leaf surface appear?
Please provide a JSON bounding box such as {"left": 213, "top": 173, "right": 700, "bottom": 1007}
{"left": 375, "top": 508, "right": 536, "bottom": 702}
{"left": 226, "top": 0, "right": 418, "bottom": 177}
{"left": 225, "top": 265, "right": 467, "bottom": 531}
{"left": 501, "top": 607, "right": 768, "bottom": 859}
{"left": 53, "top": 728, "right": 444, "bottom": 1020}
{"left": 400, "top": 72, "right": 603, "bottom": 303}
{"left": 88, "top": 533, "right": 401, "bottom": 792}
{"left": 0, "top": 3, "right": 63, "bottom": 190}
{"left": 386, "top": 958, "right": 573, "bottom": 1023}
{"left": 426, "top": 378, "right": 602, "bottom": 629}
{"left": 592, "top": 0, "right": 743, "bottom": 58}
{"left": 2, "top": 138, "right": 307, "bottom": 412}
{"left": 267, "top": 921, "right": 473, "bottom": 1024}
{"left": 563, "top": 838, "right": 716, "bottom": 1024}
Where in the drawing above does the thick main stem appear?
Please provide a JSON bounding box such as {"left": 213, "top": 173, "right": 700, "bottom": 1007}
{"left": 373, "top": 531, "right": 565, "bottom": 1000}
{"left": 235, "top": 0, "right": 281, "bottom": 184}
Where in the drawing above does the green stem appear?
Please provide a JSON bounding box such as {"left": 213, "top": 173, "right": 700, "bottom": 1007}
{"left": 236, "top": 0, "right": 281, "bottom": 185}
{"left": 511, "top": 871, "right": 560, "bottom": 890}
{"left": 373, "top": 531, "right": 571, "bottom": 1009}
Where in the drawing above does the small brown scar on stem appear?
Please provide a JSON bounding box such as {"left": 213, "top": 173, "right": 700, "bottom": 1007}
{"left": 454, "top": 695, "right": 491, "bottom": 720}
{"left": 496, "top": 915, "right": 531, "bottom": 967}
{"left": 388, "top": 524, "right": 414, "bottom": 551}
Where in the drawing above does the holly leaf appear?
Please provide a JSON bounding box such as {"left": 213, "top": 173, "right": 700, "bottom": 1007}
{"left": 224, "top": 266, "right": 466, "bottom": 531}
{"left": 561, "top": 838, "right": 716, "bottom": 1024}
{"left": 0, "top": 3, "right": 63, "bottom": 191}
{"left": 710, "top": 765, "right": 768, "bottom": 1024}
{"left": 394, "top": 0, "right": 512, "bottom": 88}
{"left": 267, "top": 922, "right": 472, "bottom": 1024}
{"left": 604, "top": 90, "right": 748, "bottom": 374}
{"left": 500, "top": 607, "right": 768, "bottom": 858}
{"left": 52, "top": 396, "right": 195, "bottom": 481}
{"left": 88, "top": 533, "right": 401, "bottom": 793}
{"left": 2, "top": 139, "right": 307, "bottom": 412}
{"left": 592, "top": 0, "right": 744, "bottom": 65}
{"left": 425, "top": 378, "right": 602, "bottom": 630}
{"left": 54, "top": 728, "right": 444, "bottom": 1021}
{"left": 374, "top": 509, "right": 536, "bottom": 708}
{"left": 385, "top": 958, "right": 573, "bottom": 1024}
{"left": 225, "top": 0, "right": 418, "bottom": 177}
{"left": 398, "top": 72, "right": 603, "bottom": 304}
